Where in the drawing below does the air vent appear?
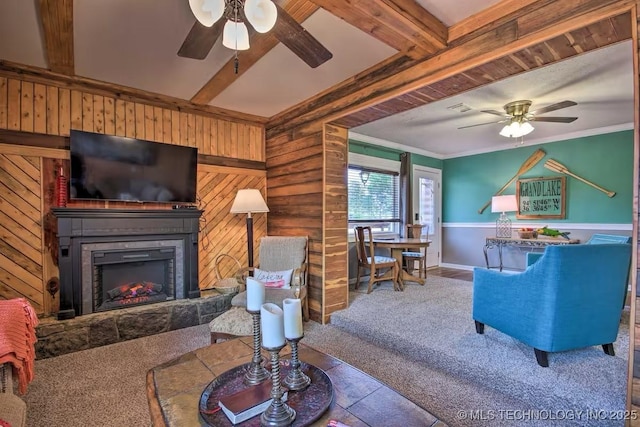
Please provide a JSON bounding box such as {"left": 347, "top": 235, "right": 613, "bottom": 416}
{"left": 447, "top": 103, "right": 473, "bottom": 113}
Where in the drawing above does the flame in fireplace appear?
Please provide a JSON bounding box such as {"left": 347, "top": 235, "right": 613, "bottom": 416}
{"left": 107, "top": 281, "right": 163, "bottom": 302}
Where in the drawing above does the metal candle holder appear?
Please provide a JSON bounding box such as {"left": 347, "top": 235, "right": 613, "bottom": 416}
{"left": 283, "top": 336, "right": 310, "bottom": 391}
{"left": 261, "top": 343, "right": 296, "bottom": 427}
{"left": 245, "top": 309, "right": 270, "bottom": 385}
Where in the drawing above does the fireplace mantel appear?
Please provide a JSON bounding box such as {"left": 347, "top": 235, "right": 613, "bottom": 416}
{"left": 52, "top": 208, "right": 203, "bottom": 320}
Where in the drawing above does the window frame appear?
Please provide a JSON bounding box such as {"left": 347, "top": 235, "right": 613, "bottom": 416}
{"left": 347, "top": 153, "right": 401, "bottom": 239}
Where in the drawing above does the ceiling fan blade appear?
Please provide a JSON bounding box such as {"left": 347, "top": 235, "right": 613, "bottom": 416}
{"left": 529, "top": 100, "right": 577, "bottom": 116}
{"left": 458, "top": 119, "right": 507, "bottom": 129}
{"left": 481, "top": 109, "right": 508, "bottom": 117}
{"left": 529, "top": 116, "right": 578, "bottom": 123}
{"left": 271, "top": 3, "right": 332, "bottom": 68}
{"left": 178, "top": 19, "right": 225, "bottom": 60}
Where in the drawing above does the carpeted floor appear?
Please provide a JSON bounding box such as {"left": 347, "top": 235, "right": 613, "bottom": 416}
{"left": 24, "top": 324, "right": 211, "bottom": 427}
{"left": 22, "top": 276, "right": 629, "bottom": 427}
{"left": 311, "top": 276, "right": 629, "bottom": 427}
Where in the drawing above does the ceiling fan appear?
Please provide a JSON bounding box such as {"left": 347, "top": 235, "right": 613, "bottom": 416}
{"left": 179, "top": 0, "right": 333, "bottom": 69}
{"left": 459, "top": 100, "right": 578, "bottom": 138}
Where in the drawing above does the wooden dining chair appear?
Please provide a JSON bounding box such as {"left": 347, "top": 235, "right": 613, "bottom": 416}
{"left": 354, "top": 226, "right": 401, "bottom": 293}
{"left": 402, "top": 224, "right": 427, "bottom": 279}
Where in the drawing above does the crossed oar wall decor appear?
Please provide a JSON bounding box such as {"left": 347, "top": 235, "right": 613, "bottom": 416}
{"left": 543, "top": 158, "right": 616, "bottom": 197}
{"left": 478, "top": 150, "right": 616, "bottom": 213}
{"left": 478, "top": 149, "right": 546, "bottom": 214}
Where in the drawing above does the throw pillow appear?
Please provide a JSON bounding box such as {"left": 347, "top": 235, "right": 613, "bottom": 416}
{"left": 254, "top": 268, "right": 293, "bottom": 289}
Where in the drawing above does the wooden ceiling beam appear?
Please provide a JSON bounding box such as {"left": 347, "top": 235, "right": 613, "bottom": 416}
{"left": 38, "top": 0, "right": 74, "bottom": 75}
{"left": 266, "top": 0, "right": 634, "bottom": 137}
{"left": 365, "top": 0, "right": 447, "bottom": 50}
{"left": 308, "top": 0, "right": 447, "bottom": 58}
{"left": 191, "top": 0, "right": 320, "bottom": 105}
{"left": 448, "top": 0, "right": 541, "bottom": 43}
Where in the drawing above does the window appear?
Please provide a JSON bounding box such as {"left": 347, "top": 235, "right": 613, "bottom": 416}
{"left": 348, "top": 154, "right": 400, "bottom": 236}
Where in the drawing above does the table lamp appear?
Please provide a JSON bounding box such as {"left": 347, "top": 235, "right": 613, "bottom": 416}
{"left": 230, "top": 189, "right": 269, "bottom": 268}
{"left": 491, "top": 195, "right": 518, "bottom": 238}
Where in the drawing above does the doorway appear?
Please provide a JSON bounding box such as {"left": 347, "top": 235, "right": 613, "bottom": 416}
{"left": 412, "top": 166, "right": 441, "bottom": 268}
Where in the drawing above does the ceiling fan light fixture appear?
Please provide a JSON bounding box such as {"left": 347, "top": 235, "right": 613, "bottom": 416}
{"left": 244, "top": 0, "right": 277, "bottom": 33}
{"left": 223, "top": 20, "right": 250, "bottom": 50}
{"left": 519, "top": 121, "right": 534, "bottom": 136}
{"left": 189, "top": 0, "right": 225, "bottom": 27}
{"left": 500, "top": 120, "right": 534, "bottom": 138}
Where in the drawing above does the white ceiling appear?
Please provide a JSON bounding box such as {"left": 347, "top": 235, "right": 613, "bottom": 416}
{"left": 0, "top": 1, "right": 633, "bottom": 158}
{"left": 211, "top": 9, "right": 397, "bottom": 116}
{"left": 415, "top": 0, "right": 503, "bottom": 26}
{"left": 352, "top": 41, "right": 635, "bottom": 158}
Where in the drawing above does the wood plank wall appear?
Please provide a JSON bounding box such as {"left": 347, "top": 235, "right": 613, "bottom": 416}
{"left": 197, "top": 164, "right": 267, "bottom": 288}
{"left": 0, "top": 75, "right": 267, "bottom": 316}
{"left": 0, "top": 148, "right": 45, "bottom": 313}
{"left": 322, "top": 124, "right": 349, "bottom": 323}
{"left": 265, "top": 126, "right": 325, "bottom": 322}
{"left": 0, "top": 77, "right": 263, "bottom": 156}
{"left": 264, "top": 123, "right": 349, "bottom": 323}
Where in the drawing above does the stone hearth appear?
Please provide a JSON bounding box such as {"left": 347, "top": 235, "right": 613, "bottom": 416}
{"left": 35, "top": 293, "right": 232, "bottom": 359}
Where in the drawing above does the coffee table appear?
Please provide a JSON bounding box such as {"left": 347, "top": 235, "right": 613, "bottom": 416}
{"left": 146, "top": 336, "right": 443, "bottom": 426}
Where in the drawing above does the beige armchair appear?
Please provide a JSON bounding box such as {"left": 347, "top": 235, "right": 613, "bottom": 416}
{"left": 233, "top": 236, "right": 309, "bottom": 317}
{"left": 209, "top": 236, "right": 309, "bottom": 343}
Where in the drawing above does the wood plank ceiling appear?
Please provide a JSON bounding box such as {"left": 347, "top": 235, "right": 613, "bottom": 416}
{"left": 333, "top": 13, "right": 632, "bottom": 129}
{"left": 265, "top": 0, "right": 633, "bottom": 137}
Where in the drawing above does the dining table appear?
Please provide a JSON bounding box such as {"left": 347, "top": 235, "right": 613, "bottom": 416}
{"left": 372, "top": 237, "right": 431, "bottom": 287}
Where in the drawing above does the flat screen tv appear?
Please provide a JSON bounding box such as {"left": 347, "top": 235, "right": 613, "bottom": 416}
{"left": 69, "top": 130, "right": 198, "bottom": 203}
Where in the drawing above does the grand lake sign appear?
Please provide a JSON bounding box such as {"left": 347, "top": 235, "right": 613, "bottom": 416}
{"left": 516, "top": 176, "right": 566, "bottom": 219}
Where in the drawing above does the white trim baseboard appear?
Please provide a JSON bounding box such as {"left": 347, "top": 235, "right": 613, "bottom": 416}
{"left": 439, "top": 262, "right": 476, "bottom": 271}
{"left": 440, "top": 262, "right": 522, "bottom": 274}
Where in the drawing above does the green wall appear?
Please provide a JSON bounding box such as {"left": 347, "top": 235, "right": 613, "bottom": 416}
{"left": 349, "top": 139, "right": 444, "bottom": 172}
{"left": 349, "top": 139, "right": 404, "bottom": 161}
{"left": 350, "top": 130, "right": 633, "bottom": 225}
{"left": 443, "top": 130, "right": 634, "bottom": 224}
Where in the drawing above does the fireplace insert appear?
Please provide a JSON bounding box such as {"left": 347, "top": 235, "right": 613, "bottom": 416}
{"left": 91, "top": 247, "right": 176, "bottom": 313}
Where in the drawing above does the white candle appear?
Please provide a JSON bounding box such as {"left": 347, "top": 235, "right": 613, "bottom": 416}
{"left": 260, "top": 303, "right": 285, "bottom": 348}
{"left": 246, "top": 277, "right": 265, "bottom": 311}
{"left": 283, "top": 298, "right": 303, "bottom": 339}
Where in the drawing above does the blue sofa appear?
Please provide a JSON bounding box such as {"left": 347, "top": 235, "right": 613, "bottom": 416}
{"left": 473, "top": 243, "right": 631, "bottom": 367}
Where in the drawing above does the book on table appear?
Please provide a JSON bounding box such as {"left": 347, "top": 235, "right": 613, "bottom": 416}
{"left": 218, "top": 380, "right": 288, "bottom": 424}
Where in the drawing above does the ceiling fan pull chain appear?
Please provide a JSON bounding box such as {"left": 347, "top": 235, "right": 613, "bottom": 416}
{"left": 234, "top": 55, "right": 239, "bottom": 74}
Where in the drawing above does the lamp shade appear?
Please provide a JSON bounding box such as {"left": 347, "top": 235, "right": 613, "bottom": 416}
{"left": 189, "top": 0, "right": 225, "bottom": 27}
{"left": 491, "top": 195, "right": 518, "bottom": 213}
{"left": 223, "top": 20, "right": 250, "bottom": 50}
{"left": 244, "top": 0, "right": 278, "bottom": 33}
{"left": 230, "top": 189, "right": 269, "bottom": 214}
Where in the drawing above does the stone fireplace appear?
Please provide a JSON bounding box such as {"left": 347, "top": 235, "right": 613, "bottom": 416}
{"left": 52, "top": 208, "right": 202, "bottom": 320}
